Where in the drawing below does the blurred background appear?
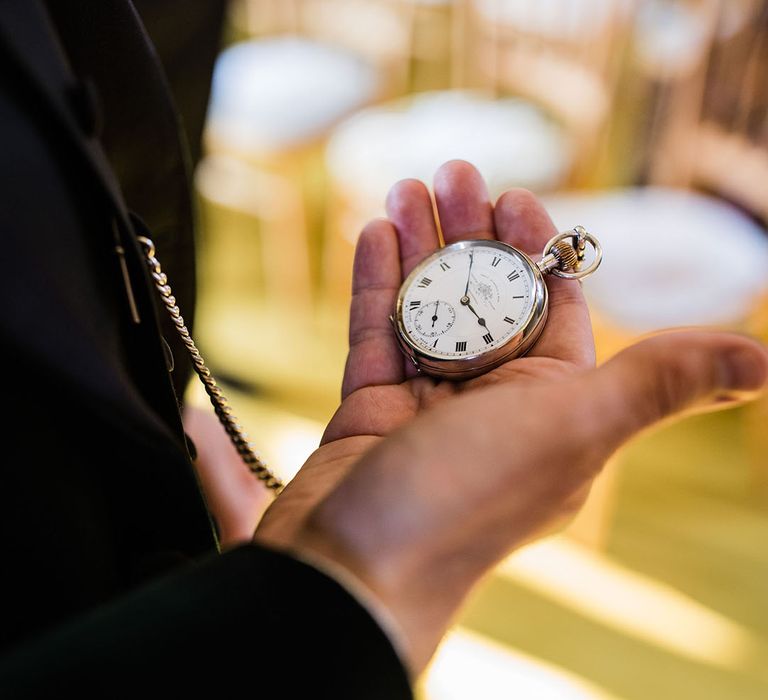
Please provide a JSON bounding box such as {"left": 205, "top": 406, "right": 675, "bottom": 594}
{"left": 184, "top": 1, "right": 768, "bottom": 697}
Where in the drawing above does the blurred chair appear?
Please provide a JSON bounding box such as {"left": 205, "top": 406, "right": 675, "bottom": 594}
{"left": 233, "top": 0, "right": 458, "bottom": 93}
{"left": 409, "top": 0, "right": 458, "bottom": 91}
{"left": 200, "top": 1, "right": 425, "bottom": 314}
{"left": 693, "top": 1, "right": 768, "bottom": 220}
{"left": 622, "top": 0, "right": 725, "bottom": 186}
{"left": 195, "top": 154, "right": 310, "bottom": 305}
{"left": 230, "top": 0, "right": 301, "bottom": 37}
{"left": 296, "top": 0, "right": 418, "bottom": 97}
{"left": 625, "top": 1, "right": 768, "bottom": 495}
{"left": 197, "top": 0, "right": 432, "bottom": 408}
{"left": 323, "top": 90, "right": 574, "bottom": 303}
{"left": 201, "top": 36, "right": 380, "bottom": 313}
{"left": 458, "top": 0, "right": 632, "bottom": 186}
{"left": 542, "top": 186, "right": 768, "bottom": 547}
{"left": 230, "top": 0, "right": 419, "bottom": 95}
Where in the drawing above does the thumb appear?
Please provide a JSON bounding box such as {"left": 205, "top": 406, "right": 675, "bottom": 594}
{"left": 575, "top": 330, "right": 768, "bottom": 456}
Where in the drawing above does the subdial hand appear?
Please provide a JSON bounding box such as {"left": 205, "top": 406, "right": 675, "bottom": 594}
{"left": 432, "top": 300, "right": 439, "bottom": 328}
{"left": 460, "top": 295, "right": 487, "bottom": 327}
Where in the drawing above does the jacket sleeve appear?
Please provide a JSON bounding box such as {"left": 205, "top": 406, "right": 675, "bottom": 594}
{"left": 0, "top": 544, "right": 413, "bottom": 699}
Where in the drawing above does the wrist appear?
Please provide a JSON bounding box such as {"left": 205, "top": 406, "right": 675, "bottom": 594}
{"left": 292, "top": 483, "right": 484, "bottom": 675}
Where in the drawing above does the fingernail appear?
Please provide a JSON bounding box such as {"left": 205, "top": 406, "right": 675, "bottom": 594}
{"left": 721, "top": 346, "right": 768, "bottom": 392}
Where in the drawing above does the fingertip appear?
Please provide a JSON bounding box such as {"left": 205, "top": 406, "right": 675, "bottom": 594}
{"left": 719, "top": 336, "right": 768, "bottom": 392}
{"left": 385, "top": 178, "right": 433, "bottom": 221}
{"left": 353, "top": 218, "right": 400, "bottom": 294}
{"left": 494, "top": 187, "right": 539, "bottom": 211}
{"left": 433, "top": 159, "right": 488, "bottom": 197}
{"left": 356, "top": 217, "right": 398, "bottom": 253}
{"left": 493, "top": 188, "right": 558, "bottom": 254}
{"left": 358, "top": 216, "right": 396, "bottom": 243}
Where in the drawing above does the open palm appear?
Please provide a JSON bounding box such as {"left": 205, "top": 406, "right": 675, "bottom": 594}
{"left": 258, "top": 160, "right": 594, "bottom": 541}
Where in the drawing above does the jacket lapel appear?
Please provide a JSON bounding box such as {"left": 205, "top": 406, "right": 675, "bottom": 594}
{"left": 0, "top": 0, "right": 218, "bottom": 552}
{"left": 0, "top": 0, "right": 134, "bottom": 222}
{"left": 0, "top": 0, "right": 195, "bottom": 456}
{"left": 42, "top": 0, "right": 201, "bottom": 405}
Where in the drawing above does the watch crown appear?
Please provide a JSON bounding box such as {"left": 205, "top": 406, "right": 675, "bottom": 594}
{"left": 550, "top": 241, "right": 579, "bottom": 271}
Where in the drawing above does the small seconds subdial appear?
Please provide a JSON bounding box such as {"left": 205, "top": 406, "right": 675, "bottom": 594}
{"left": 414, "top": 300, "right": 456, "bottom": 338}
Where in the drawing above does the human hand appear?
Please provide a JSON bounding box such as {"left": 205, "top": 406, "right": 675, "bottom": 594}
{"left": 255, "top": 161, "right": 768, "bottom": 675}
{"left": 257, "top": 160, "right": 596, "bottom": 542}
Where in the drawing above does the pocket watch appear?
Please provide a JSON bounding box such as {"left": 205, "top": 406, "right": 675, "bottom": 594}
{"left": 391, "top": 226, "right": 602, "bottom": 380}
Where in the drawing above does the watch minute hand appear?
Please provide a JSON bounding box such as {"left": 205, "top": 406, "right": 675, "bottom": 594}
{"left": 464, "top": 251, "right": 474, "bottom": 297}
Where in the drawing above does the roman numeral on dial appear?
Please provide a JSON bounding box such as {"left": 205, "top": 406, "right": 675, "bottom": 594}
{"left": 439, "top": 262, "right": 451, "bottom": 271}
{"left": 503, "top": 316, "right": 515, "bottom": 324}
{"left": 418, "top": 277, "right": 432, "bottom": 288}
{"left": 491, "top": 257, "right": 501, "bottom": 267}
{"left": 455, "top": 341, "right": 467, "bottom": 352}
{"left": 482, "top": 333, "right": 494, "bottom": 344}
{"left": 507, "top": 272, "right": 520, "bottom": 282}
{"left": 409, "top": 300, "right": 421, "bottom": 310}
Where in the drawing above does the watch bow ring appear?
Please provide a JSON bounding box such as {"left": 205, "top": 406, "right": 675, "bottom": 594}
{"left": 390, "top": 226, "right": 602, "bottom": 380}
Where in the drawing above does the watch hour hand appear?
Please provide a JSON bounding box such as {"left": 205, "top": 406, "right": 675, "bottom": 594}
{"left": 460, "top": 295, "right": 486, "bottom": 327}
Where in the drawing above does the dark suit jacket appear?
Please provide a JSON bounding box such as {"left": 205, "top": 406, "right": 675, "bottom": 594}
{"left": 0, "top": 1, "right": 411, "bottom": 696}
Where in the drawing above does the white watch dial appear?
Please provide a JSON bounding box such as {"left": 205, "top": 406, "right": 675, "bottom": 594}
{"left": 401, "top": 243, "right": 535, "bottom": 358}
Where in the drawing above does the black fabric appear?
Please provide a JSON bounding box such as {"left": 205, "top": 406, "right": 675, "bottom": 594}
{"left": 43, "top": 0, "right": 202, "bottom": 401}
{"left": 0, "top": 0, "right": 412, "bottom": 696}
{"left": 0, "top": 546, "right": 412, "bottom": 698}
{"left": 0, "top": 0, "right": 216, "bottom": 652}
{"left": 131, "top": 0, "right": 228, "bottom": 168}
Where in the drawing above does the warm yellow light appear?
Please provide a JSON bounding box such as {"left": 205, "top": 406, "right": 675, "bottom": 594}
{"left": 423, "top": 627, "right": 621, "bottom": 700}
{"left": 497, "top": 538, "right": 768, "bottom": 674}
{"left": 186, "top": 382, "right": 324, "bottom": 483}
{"left": 268, "top": 422, "right": 325, "bottom": 481}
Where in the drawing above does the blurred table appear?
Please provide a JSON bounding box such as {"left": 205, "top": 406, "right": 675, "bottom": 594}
{"left": 324, "top": 89, "right": 572, "bottom": 303}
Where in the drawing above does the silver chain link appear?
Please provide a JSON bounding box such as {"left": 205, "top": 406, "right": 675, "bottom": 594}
{"left": 137, "top": 236, "right": 284, "bottom": 494}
